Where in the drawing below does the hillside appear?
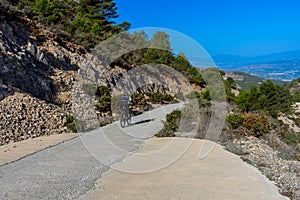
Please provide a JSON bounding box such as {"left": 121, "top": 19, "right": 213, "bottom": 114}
{"left": 0, "top": 2, "right": 206, "bottom": 144}
{"left": 1, "top": 1, "right": 300, "bottom": 199}
{"left": 0, "top": 5, "right": 87, "bottom": 144}
{"left": 224, "top": 71, "right": 287, "bottom": 90}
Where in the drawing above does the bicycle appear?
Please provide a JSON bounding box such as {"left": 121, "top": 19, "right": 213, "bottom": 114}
{"left": 120, "top": 107, "right": 131, "bottom": 128}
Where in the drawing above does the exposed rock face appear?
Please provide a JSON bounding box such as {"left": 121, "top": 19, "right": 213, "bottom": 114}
{"left": 0, "top": 7, "right": 86, "bottom": 144}
{"left": 102, "top": 64, "right": 193, "bottom": 96}
{"left": 0, "top": 6, "right": 85, "bottom": 104}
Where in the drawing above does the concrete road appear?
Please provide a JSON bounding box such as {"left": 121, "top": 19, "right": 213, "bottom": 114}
{"left": 0, "top": 102, "right": 288, "bottom": 200}
{"left": 0, "top": 103, "right": 183, "bottom": 199}
{"left": 82, "top": 138, "right": 289, "bottom": 200}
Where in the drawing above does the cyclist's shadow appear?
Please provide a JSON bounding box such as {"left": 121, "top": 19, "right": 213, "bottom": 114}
{"left": 129, "top": 118, "right": 155, "bottom": 126}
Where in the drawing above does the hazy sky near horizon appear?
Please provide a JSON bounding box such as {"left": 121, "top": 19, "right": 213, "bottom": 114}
{"left": 114, "top": 0, "right": 300, "bottom": 57}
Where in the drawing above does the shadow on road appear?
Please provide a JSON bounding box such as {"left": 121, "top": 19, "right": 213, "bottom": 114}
{"left": 130, "top": 118, "right": 156, "bottom": 126}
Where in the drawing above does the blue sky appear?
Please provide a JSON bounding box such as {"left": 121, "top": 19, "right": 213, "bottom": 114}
{"left": 114, "top": 0, "right": 300, "bottom": 57}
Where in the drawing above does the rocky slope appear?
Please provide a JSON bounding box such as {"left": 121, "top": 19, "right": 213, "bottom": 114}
{"left": 0, "top": 92, "right": 68, "bottom": 144}
{"left": 0, "top": 6, "right": 87, "bottom": 144}
{"left": 0, "top": 6, "right": 86, "bottom": 103}
{"left": 221, "top": 100, "right": 300, "bottom": 199}
{"left": 227, "top": 136, "right": 300, "bottom": 199}
{"left": 0, "top": 5, "right": 190, "bottom": 144}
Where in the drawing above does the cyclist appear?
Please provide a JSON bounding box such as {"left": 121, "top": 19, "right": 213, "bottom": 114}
{"left": 119, "top": 91, "right": 132, "bottom": 114}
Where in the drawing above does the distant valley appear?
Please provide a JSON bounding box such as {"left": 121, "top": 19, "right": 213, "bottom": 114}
{"left": 213, "top": 50, "right": 300, "bottom": 81}
{"left": 224, "top": 71, "right": 286, "bottom": 90}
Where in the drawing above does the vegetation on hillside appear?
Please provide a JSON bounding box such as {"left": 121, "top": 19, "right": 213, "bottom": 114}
{"left": 111, "top": 31, "right": 206, "bottom": 87}
{"left": 7, "top": 0, "right": 130, "bottom": 49}
{"left": 156, "top": 109, "right": 182, "bottom": 137}
{"left": 95, "top": 85, "right": 112, "bottom": 113}
{"left": 236, "top": 80, "right": 292, "bottom": 117}
{"left": 230, "top": 71, "right": 287, "bottom": 90}
{"left": 223, "top": 78, "right": 300, "bottom": 163}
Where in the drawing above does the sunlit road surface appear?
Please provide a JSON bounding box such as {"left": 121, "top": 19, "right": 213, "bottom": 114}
{"left": 0, "top": 103, "right": 183, "bottom": 200}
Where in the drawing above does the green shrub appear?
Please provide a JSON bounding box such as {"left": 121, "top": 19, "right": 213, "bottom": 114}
{"left": 96, "top": 85, "right": 111, "bottom": 96}
{"left": 63, "top": 115, "right": 77, "bottom": 133}
{"left": 283, "top": 132, "right": 300, "bottom": 145}
{"left": 226, "top": 114, "right": 244, "bottom": 129}
{"left": 166, "top": 110, "right": 182, "bottom": 131}
{"left": 294, "top": 118, "right": 300, "bottom": 127}
{"left": 147, "top": 92, "right": 174, "bottom": 104}
{"left": 156, "top": 110, "right": 181, "bottom": 137}
{"left": 292, "top": 92, "right": 300, "bottom": 102}
{"left": 163, "top": 93, "right": 175, "bottom": 102}
{"left": 95, "top": 86, "right": 112, "bottom": 113}
{"left": 95, "top": 95, "right": 111, "bottom": 112}
{"left": 236, "top": 81, "right": 292, "bottom": 117}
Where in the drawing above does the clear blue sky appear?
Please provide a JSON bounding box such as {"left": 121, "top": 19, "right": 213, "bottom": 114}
{"left": 114, "top": 0, "right": 300, "bottom": 57}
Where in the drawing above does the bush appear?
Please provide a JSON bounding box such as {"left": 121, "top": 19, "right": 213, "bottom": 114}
{"left": 95, "top": 95, "right": 111, "bottom": 112}
{"left": 63, "top": 115, "right": 77, "bottom": 133}
{"left": 147, "top": 92, "right": 174, "bottom": 104}
{"left": 283, "top": 132, "right": 300, "bottom": 145}
{"left": 131, "top": 93, "right": 146, "bottom": 106}
{"left": 95, "top": 86, "right": 112, "bottom": 113}
{"left": 294, "top": 118, "right": 300, "bottom": 127}
{"left": 156, "top": 110, "right": 181, "bottom": 137}
{"left": 242, "top": 113, "right": 269, "bottom": 137}
{"left": 236, "top": 81, "right": 292, "bottom": 117}
{"left": 226, "top": 114, "right": 244, "bottom": 129}
{"left": 292, "top": 92, "right": 300, "bottom": 102}
{"left": 201, "top": 90, "right": 211, "bottom": 101}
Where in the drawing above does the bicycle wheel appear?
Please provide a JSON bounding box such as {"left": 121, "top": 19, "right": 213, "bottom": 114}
{"left": 120, "top": 111, "right": 126, "bottom": 128}
{"left": 126, "top": 111, "right": 131, "bottom": 125}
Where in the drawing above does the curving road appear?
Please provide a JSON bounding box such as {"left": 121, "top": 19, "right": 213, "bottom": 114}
{"left": 0, "top": 102, "right": 288, "bottom": 200}
{"left": 0, "top": 103, "right": 183, "bottom": 199}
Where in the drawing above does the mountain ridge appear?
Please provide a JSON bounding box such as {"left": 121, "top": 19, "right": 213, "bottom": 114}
{"left": 214, "top": 50, "right": 300, "bottom": 66}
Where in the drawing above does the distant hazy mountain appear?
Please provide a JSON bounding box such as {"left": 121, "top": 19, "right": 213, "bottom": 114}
{"left": 213, "top": 50, "right": 300, "bottom": 81}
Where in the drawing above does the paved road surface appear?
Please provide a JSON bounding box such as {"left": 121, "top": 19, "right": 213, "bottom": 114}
{"left": 82, "top": 138, "right": 289, "bottom": 200}
{"left": 0, "top": 103, "right": 288, "bottom": 199}
{"left": 0, "top": 103, "right": 183, "bottom": 199}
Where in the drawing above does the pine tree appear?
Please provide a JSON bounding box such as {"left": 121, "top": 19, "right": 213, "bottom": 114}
{"left": 151, "top": 31, "right": 171, "bottom": 51}
{"left": 71, "top": 0, "right": 129, "bottom": 49}
{"left": 131, "top": 31, "right": 149, "bottom": 47}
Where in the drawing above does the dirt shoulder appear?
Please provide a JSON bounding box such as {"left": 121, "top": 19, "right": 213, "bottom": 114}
{"left": 0, "top": 133, "right": 77, "bottom": 166}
